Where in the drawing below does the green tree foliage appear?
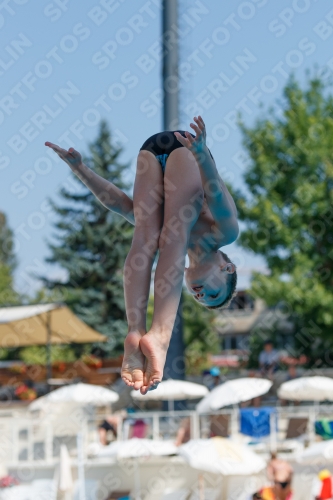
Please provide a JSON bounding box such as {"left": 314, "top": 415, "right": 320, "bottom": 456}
{"left": 182, "top": 292, "right": 219, "bottom": 352}
{"left": 0, "top": 212, "right": 20, "bottom": 359}
{"left": 183, "top": 292, "right": 220, "bottom": 374}
{"left": 148, "top": 290, "right": 221, "bottom": 375}
{"left": 43, "top": 121, "right": 134, "bottom": 353}
{"left": 0, "top": 212, "right": 17, "bottom": 272}
{"left": 0, "top": 264, "right": 17, "bottom": 306}
{"left": 234, "top": 77, "right": 333, "bottom": 356}
{"left": 0, "top": 212, "right": 19, "bottom": 306}
{"left": 19, "top": 345, "right": 77, "bottom": 365}
{"left": 147, "top": 289, "right": 220, "bottom": 374}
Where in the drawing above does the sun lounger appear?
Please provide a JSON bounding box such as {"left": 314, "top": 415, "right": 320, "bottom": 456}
{"left": 285, "top": 417, "right": 308, "bottom": 439}
{"left": 210, "top": 414, "right": 230, "bottom": 438}
{"left": 105, "top": 492, "right": 131, "bottom": 500}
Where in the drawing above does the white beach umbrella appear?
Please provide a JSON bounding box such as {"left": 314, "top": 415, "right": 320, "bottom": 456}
{"left": 29, "top": 384, "right": 114, "bottom": 500}
{"left": 30, "top": 383, "right": 119, "bottom": 411}
{"left": 278, "top": 376, "right": 333, "bottom": 401}
{"left": 179, "top": 437, "right": 266, "bottom": 476}
{"left": 297, "top": 439, "right": 333, "bottom": 464}
{"left": 131, "top": 379, "right": 208, "bottom": 402}
{"left": 96, "top": 438, "right": 177, "bottom": 500}
{"left": 196, "top": 378, "right": 272, "bottom": 413}
{"left": 97, "top": 438, "right": 177, "bottom": 459}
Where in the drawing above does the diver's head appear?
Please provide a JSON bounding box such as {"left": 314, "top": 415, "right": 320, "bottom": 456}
{"left": 184, "top": 250, "right": 237, "bottom": 309}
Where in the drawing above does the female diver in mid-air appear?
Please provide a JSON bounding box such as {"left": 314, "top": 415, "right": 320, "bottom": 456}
{"left": 46, "top": 116, "right": 239, "bottom": 395}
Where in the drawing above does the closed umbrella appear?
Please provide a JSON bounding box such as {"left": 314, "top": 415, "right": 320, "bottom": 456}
{"left": 278, "top": 376, "right": 333, "bottom": 401}
{"left": 196, "top": 378, "right": 272, "bottom": 413}
{"left": 131, "top": 379, "right": 208, "bottom": 410}
{"left": 58, "top": 444, "right": 73, "bottom": 495}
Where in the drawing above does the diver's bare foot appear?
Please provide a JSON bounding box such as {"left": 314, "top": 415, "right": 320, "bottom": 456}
{"left": 139, "top": 332, "right": 169, "bottom": 395}
{"left": 121, "top": 331, "right": 145, "bottom": 390}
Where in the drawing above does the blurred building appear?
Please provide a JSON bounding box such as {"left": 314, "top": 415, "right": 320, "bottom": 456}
{"left": 211, "top": 291, "right": 295, "bottom": 367}
{"left": 215, "top": 291, "right": 264, "bottom": 351}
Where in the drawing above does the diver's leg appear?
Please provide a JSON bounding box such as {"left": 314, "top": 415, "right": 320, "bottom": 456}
{"left": 121, "top": 150, "right": 164, "bottom": 390}
{"left": 139, "top": 147, "right": 203, "bottom": 393}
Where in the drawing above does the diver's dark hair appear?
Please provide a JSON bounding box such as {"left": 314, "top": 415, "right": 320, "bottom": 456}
{"left": 205, "top": 251, "right": 237, "bottom": 310}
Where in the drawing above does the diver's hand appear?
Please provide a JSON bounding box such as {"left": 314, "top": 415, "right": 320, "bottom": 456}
{"left": 45, "top": 142, "right": 83, "bottom": 171}
{"left": 174, "top": 116, "right": 207, "bottom": 156}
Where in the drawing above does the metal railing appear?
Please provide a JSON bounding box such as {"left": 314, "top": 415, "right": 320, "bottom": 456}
{"left": 1, "top": 405, "right": 333, "bottom": 466}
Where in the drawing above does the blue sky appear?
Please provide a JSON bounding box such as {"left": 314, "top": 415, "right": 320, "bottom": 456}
{"left": 1, "top": 0, "right": 332, "bottom": 294}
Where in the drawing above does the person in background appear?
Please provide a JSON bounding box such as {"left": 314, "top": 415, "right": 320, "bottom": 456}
{"left": 312, "top": 469, "right": 333, "bottom": 500}
{"left": 208, "top": 367, "right": 221, "bottom": 390}
{"left": 257, "top": 453, "right": 293, "bottom": 499}
{"left": 280, "top": 366, "right": 300, "bottom": 406}
{"left": 247, "top": 370, "right": 262, "bottom": 407}
{"left": 259, "top": 341, "right": 280, "bottom": 378}
{"left": 258, "top": 478, "right": 293, "bottom": 500}
{"left": 286, "top": 365, "right": 298, "bottom": 381}
{"left": 247, "top": 493, "right": 263, "bottom": 500}
{"left": 98, "top": 411, "right": 126, "bottom": 445}
{"left": 267, "top": 453, "right": 293, "bottom": 484}
{"left": 175, "top": 417, "right": 191, "bottom": 446}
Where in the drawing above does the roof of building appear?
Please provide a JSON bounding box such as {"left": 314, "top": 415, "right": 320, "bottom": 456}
{"left": 214, "top": 291, "right": 293, "bottom": 336}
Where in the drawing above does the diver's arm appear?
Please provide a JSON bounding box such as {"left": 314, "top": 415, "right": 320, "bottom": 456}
{"left": 45, "top": 142, "right": 135, "bottom": 225}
